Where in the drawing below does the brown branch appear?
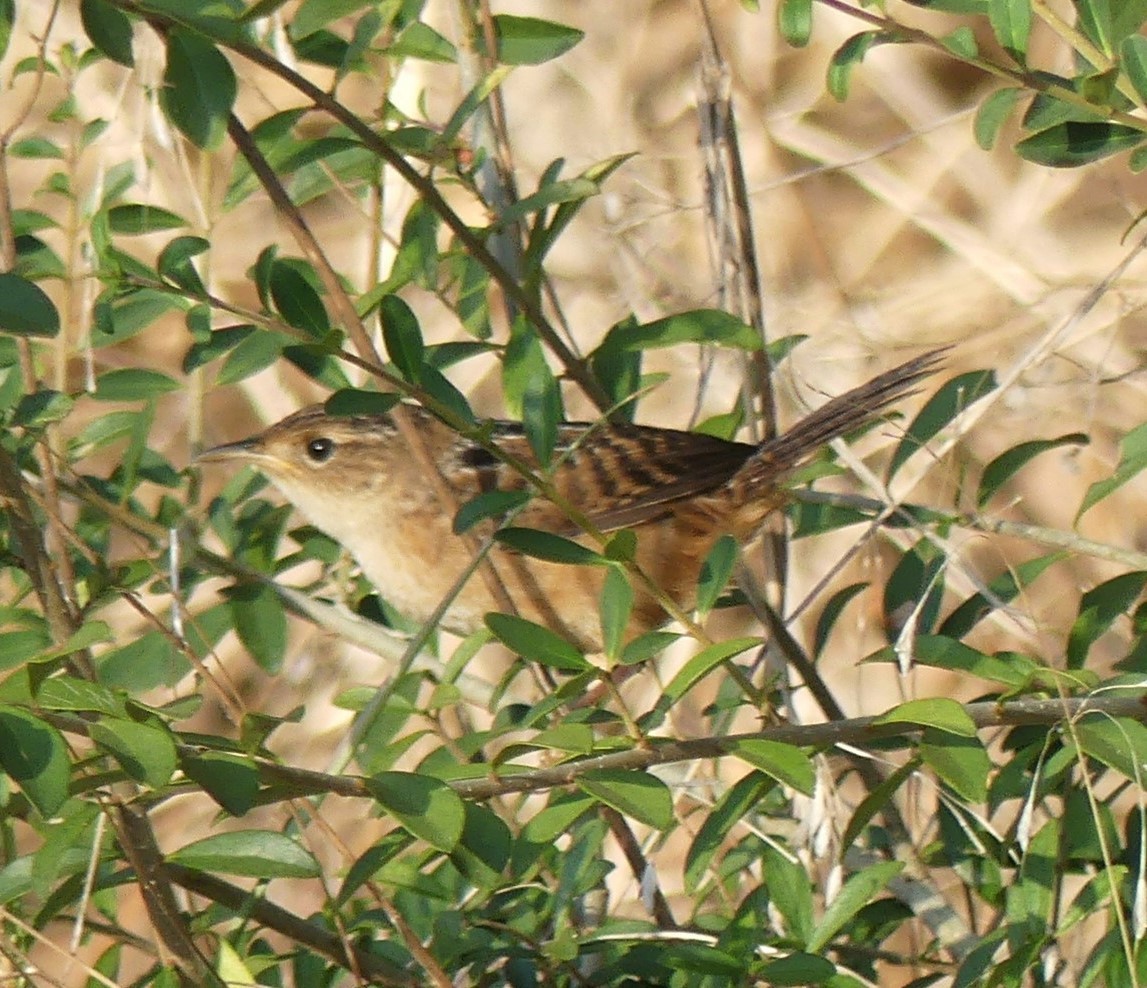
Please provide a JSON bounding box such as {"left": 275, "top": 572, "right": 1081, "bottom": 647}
{"left": 165, "top": 865, "right": 419, "bottom": 986}
{"left": 0, "top": 444, "right": 79, "bottom": 649}
{"left": 115, "top": 803, "right": 220, "bottom": 986}
{"left": 601, "top": 807, "right": 678, "bottom": 930}
{"left": 47, "top": 694, "right": 1147, "bottom": 806}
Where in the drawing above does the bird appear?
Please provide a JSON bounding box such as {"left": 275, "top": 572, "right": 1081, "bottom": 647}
{"left": 198, "top": 349, "right": 944, "bottom": 652}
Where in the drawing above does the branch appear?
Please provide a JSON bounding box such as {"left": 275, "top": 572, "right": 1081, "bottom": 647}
{"left": 165, "top": 865, "right": 419, "bottom": 986}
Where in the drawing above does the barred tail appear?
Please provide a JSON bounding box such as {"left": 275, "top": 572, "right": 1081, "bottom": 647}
{"left": 728, "top": 347, "right": 948, "bottom": 499}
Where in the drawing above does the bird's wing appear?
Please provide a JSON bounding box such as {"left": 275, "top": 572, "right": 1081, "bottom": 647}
{"left": 442, "top": 421, "right": 755, "bottom": 535}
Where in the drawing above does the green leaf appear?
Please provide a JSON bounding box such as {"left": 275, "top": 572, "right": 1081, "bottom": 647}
{"left": 452, "top": 803, "right": 512, "bottom": 889}
{"left": 501, "top": 178, "right": 599, "bottom": 227}
{"left": 789, "top": 498, "right": 872, "bottom": 538}
{"left": 81, "top": 0, "right": 135, "bottom": 66}
{"left": 874, "top": 697, "right": 977, "bottom": 737}
{"left": 216, "top": 331, "right": 287, "bottom": 386}
{"left": 389, "top": 21, "right": 456, "bottom": 62}
{"left": 161, "top": 29, "right": 237, "bottom": 150}
{"left": 729, "top": 739, "right": 815, "bottom": 794}
{"left": 420, "top": 366, "right": 474, "bottom": 425}
{"left": 491, "top": 14, "right": 583, "bottom": 65}
{"left": 181, "top": 752, "right": 261, "bottom": 816}
{"left": 92, "top": 287, "right": 182, "bottom": 348}
{"left": 485, "top": 613, "right": 589, "bottom": 671}
{"left": 528, "top": 724, "right": 595, "bottom": 755}
{"left": 36, "top": 677, "right": 122, "bottom": 716}
{"left": 826, "top": 30, "right": 890, "bottom": 102}
{"left": 89, "top": 718, "right": 177, "bottom": 788}
{"left": 940, "top": 25, "right": 979, "bottom": 59}
{"left": 841, "top": 758, "right": 920, "bottom": 854}
{"left": 758, "top": 954, "right": 837, "bottom": 986}
{"left": 503, "top": 319, "right": 562, "bottom": 464}
{"left": 658, "top": 943, "right": 745, "bottom": 977}
{"left": 1021, "top": 84, "right": 1107, "bottom": 132}
{"left": 30, "top": 800, "right": 99, "bottom": 903}
{"left": 577, "top": 769, "right": 673, "bottom": 829}
{"left": 97, "top": 631, "right": 185, "bottom": 691}
{"left": 36, "top": 620, "right": 113, "bottom": 661}
{"left": 1067, "top": 571, "right": 1147, "bottom": 669}
{"left": 15, "top": 234, "right": 65, "bottom": 280}
{"left": 379, "top": 294, "right": 424, "bottom": 382}
{"left": 522, "top": 792, "right": 596, "bottom": 843}
{"left": 0, "top": 0, "right": 13, "bottom": 62}
{"left": 494, "top": 527, "right": 603, "bottom": 566}
{"left": 940, "top": 553, "right": 1063, "bottom": 638}
{"left": 974, "top": 87, "right": 1024, "bottom": 149}
{"left": 1078, "top": 0, "right": 1147, "bottom": 53}
{"left": 866, "top": 634, "right": 1036, "bottom": 687}
{"left": 11, "top": 209, "right": 58, "bottom": 235}
{"left": 227, "top": 583, "right": 288, "bottom": 673}
{"left": 777, "top": 0, "right": 813, "bottom": 46}
{"left": 93, "top": 368, "right": 180, "bottom": 401}
{"left": 291, "top": 27, "right": 350, "bottom": 69}
{"left": 696, "top": 535, "right": 738, "bottom": 617}
{"left": 599, "top": 566, "right": 633, "bottom": 661}
{"left": 366, "top": 771, "right": 465, "bottom": 851}
{"left": 323, "top": 388, "right": 401, "bottom": 417}
{"left": 0, "top": 630, "right": 51, "bottom": 672}
{"left": 888, "top": 370, "right": 995, "bottom": 480}
{"left": 919, "top": 728, "right": 990, "bottom": 801}
{"left": 0, "top": 273, "right": 60, "bottom": 337}
{"left": 684, "top": 773, "right": 772, "bottom": 891}
{"left": 106, "top": 203, "right": 187, "bottom": 234}
{"left": 183, "top": 324, "right": 256, "bottom": 372}
{"left": 814, "top": 582, "right": 868, "bottom": 658}
{"left": 988, "top": 0, "right": 1031, "bottom": 61}
{"left": 806, "top": 860, "right": 904, "bottom": 952}
{"left": 10, "top": 137, "right": 64, "bottom": 159}
{"left": 522, "top": 154, "right": 636, "bottom": 283}
{"left": 270, "top": 261, "right": 329, "bottom": 337}
{"left": 598, "top": 309, "right": 760, "bottom": 353}
{"left": 620, "top": 630, "right": 680, "bottom": 665}
{"left": 883, "top": 540, "right": 945, "bottom": 639}
{"left": 589, "top": 333, "right": 642, "bottom": 419}
{"left": 289, "top": 0, "right": 373, "bottom": 39}
{"left": 1015, "top": 122, "right": 1145, "bottom": 168}
{"left": 977, "top": 433, "right": 1088, "bottom": 507}
{"left": 1072, "top": 717, "right": 1147, "bottom": 783}
{"left": 1132, "top": 148, "right": 1147, "bottom": 177}
{"left": 763, "top": 844, "right": 814, "bottom": 943}
{"left": 663, "top": 637, "right": 760, "bottom": 703}
{"left": 284, "top": 347, "right": 350, "bottom": 393}
{"left": 1077, "top": 421, "right": 1147, "bottom": 520}
{"left": 12, "top": 389, "right": 73, "bottom": 428}
{"left": 0, "top": 706, "right": 69, "bottom": 816}
{"left": 1059, "top": 865, "right": 1127, "bottom": 935}
{"left": 1123, "top": 35, "right": 1147, "bottom": 105}
{"left": 157, "top": 235, "right": 208, "bottom": 294}
{"left": 167, "top": 830, "right": 320, "bottom": 879}
{"left": 453, "top": 489, "right": 532, "bottom": 534}
{"left": 597, "top": 530, "right": 634, "bottom": 565}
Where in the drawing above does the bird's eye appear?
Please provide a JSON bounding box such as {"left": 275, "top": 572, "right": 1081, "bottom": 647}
{"left": 305, "top": 437, "right": 335, "bottom": 463}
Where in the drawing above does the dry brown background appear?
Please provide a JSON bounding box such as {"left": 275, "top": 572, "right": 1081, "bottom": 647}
{"left": 7, "top": 0, "right": 1147, "bottom": 982}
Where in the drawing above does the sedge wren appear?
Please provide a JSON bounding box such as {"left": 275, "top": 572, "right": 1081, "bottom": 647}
{"left": 198, "top": 350, "right": 944, "bottom": 651}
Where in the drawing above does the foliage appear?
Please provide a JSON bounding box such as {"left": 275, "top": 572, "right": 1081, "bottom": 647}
{"left": 0, "top": 1, "right": 1144, "bottom": 986}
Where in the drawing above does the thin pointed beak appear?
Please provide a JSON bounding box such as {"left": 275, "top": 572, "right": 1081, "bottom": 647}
{"left": 194, "top": 438, "right": 264, "bottom": 465}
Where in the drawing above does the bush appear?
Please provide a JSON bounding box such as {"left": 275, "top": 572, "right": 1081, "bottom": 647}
{"left": 2, "top": 1, "right": 1147, "bottom": 984}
